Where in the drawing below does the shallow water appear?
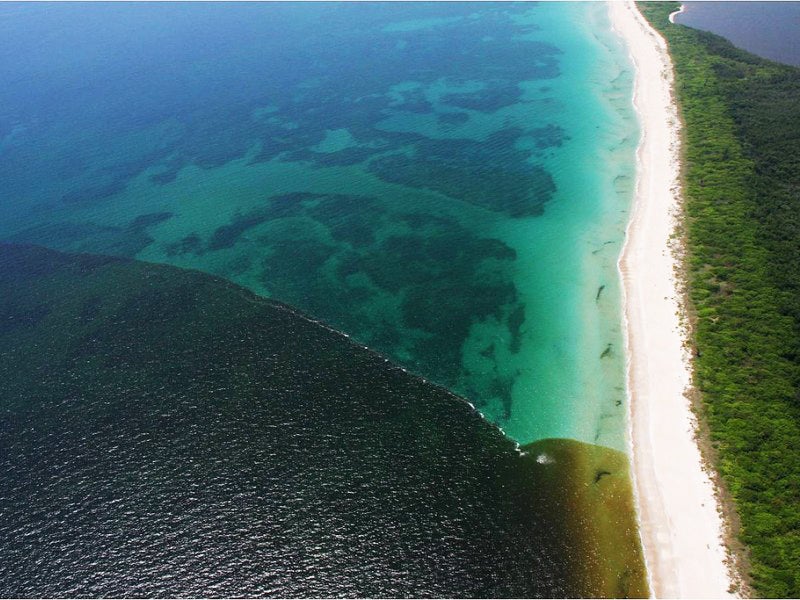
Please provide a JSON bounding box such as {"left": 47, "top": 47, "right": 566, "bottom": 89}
{"left": 0, "top": 2, "right": 637, "bottom": 448}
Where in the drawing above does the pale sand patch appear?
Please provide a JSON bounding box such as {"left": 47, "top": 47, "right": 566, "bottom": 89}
{"left": 610, "top": 1, "right": 735, "bottom": 597}
{"left": 668, "top": 4, "right": 685, "bottom": 24}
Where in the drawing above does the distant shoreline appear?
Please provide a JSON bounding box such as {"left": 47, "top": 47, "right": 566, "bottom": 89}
{"left": 610, "top": 1, "right": 733, "bottom": 597}
{"left": 668, "top": 4, "right": 684, "bottom": 24}
{"left": 669, "top": 1, "right": 800, "bottom": 68}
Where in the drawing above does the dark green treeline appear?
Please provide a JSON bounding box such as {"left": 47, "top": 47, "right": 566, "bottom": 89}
{"left": 639, "top": 3, "right": 800, "bottom": 596}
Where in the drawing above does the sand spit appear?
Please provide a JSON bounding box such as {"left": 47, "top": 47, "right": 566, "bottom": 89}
{"left": 611, "top": 1, "right": 735, "bottom": 597}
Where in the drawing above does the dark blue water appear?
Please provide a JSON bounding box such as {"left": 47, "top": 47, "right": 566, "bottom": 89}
{"left": 675, "top": 2, "right": 800, "bottom": 67}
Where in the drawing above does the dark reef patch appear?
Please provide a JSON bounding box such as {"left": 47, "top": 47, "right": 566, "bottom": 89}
{"left": 361, "top": 127, "right": 558, "bottom": 217}
{"left": 165, "top": 232, "right": 204, "bottom": 257}
{"left": 259, "top": 211, "right": 522, "bottom": 415}
{"left": 368, "top": 152, "right": 556, "bottom": 217}
{"left": 529, "top": 124, "right": 568, "bottom": 149}
{"left": 508, "top": 303, "right": 527, "bottom": 354}
{"left": 304, "top": 194, "right": 382, "bottom": 248}
{"left": 129, "top": 212, "right": 173, "bottom": 229}
{"left": 261, "top": 238, "right": 337, "bottom": 293}
{"left": 437, "top": 111, "right": 470, "bottom": 126}
{"left": 208, "top": 211, "right": 271, "bottom": 252}
{"left": 441, "top": 80, "right": 523, "bottom": 112}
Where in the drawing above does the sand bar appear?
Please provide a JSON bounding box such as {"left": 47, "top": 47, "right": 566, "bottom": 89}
{"left": 610, "top": 1, "right": 734, "bottom": 597}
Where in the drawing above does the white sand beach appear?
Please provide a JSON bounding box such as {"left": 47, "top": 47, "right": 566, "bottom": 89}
{"left": 610, "top": 1, "right": 735, "bottom": 597}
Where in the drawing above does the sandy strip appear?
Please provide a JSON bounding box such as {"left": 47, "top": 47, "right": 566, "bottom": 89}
{"left": 610, "top": 1, "right": 734, "bottom": 598}
{"left": 668, "top": 4, "right": 685, "bottom": 24}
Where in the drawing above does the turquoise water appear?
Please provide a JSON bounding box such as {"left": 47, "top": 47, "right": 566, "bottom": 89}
{"left": 0, "top": 2, "right": 636, "bottom": 448}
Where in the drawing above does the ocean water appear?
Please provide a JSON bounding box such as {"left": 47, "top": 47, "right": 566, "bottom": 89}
{"left": 0, "top": 2, "right": 637, "bottom": 449}
{"left": 0, "top": 4, "right": 649, "bottom": 594}
{"left": 675, "top": 2, "right": 800, "bottom": 67}
{"left": 0, "top": 244, "right": 647, "bottom": 597}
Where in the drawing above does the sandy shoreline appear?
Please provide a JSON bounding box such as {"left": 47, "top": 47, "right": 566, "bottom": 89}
{"left": 610, "top": 1, "right": 734, "bottom": 597}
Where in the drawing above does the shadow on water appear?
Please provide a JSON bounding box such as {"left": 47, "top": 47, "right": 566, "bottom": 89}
{"left": 0, "top": 244, "right": 646, "bottom": 598}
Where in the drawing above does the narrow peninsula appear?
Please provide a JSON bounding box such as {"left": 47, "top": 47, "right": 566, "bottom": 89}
{"left": 611, "top": 1, "right": 733, "bottom": 597}
{"left": 623, "top": 1, "right": 800, "bottom": 597}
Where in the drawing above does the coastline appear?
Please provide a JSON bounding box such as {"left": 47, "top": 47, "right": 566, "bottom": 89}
{"left": 610, "top": 1, "right": 734, "bottom": 597}
{"left": 668, "top": 4, "right": 685, "bottom": 24}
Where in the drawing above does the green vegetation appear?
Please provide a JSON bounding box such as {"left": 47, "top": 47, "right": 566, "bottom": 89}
{"left": 638, "top": 3, "right": 800, "bottom": 596}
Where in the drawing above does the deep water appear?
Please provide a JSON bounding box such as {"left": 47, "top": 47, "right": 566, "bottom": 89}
{"left": 0, "top": 2, "right": 637, "bottom": 447}
{"left": 0, "top": 244, "right": 647, "bottom": 598}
